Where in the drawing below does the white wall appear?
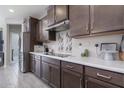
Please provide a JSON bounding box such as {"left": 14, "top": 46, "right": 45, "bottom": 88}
{"left": 5, "top": 18, "right": 23, "bottom": 24}
{"left": 0, "top": 17, "right": 23, "bottom": 66}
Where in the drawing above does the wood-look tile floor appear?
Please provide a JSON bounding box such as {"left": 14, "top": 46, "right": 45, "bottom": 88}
{"left": 0, "top": 63, "right": 50, "bottom": 88}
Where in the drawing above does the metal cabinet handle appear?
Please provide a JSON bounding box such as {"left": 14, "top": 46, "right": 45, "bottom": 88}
{"left": 90, "top": 22, "right": 94, "bottom": 31}
{"left": 80, "top": 78, "right": 83, "bottom": 88}
{"left": 96, "top": 73, "right": 112, "bottom": 80}
{"left": 66, "top": 65, "right": 74, "bottom": 69}
{"left": 86, "top": 24, "right": 89, "bottom": 31}
{"left": 85, "top": 80, "right": 88, "bottom": 88}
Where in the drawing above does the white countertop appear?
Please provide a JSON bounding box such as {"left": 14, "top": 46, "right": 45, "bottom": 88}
{"left": 30, "top": 52, "right": 124, "bottom": 74}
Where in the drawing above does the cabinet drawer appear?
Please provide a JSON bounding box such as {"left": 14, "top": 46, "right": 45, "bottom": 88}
{"left": 42, "top": 57, "right": 60, "bottom": 66}
{"left": 85, "top": 66, "right": 124, "bottom": 87}
{"left": 85, "top": 76, "right": 120, "bottom": 88}
{"left": 62, "top": 61, "right": 83, "bottom": 73}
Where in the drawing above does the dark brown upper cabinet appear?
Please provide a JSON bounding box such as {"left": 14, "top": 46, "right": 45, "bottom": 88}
{"left": 29, "top": 17, "right": 39, "bottom": 51}
{"left": 90, "top": 5, "right": 124, "bottom": 34}
{"left": 47, "top": 5, "right": 69, "bottom": 27}
{"left": 47, "top": 6, "right": 55, "bottom": 26}
{"left": 69, "top": 5, "right": 90, "bottom": 37}
{"left": 55, "top": 5, "right": 69, "bottom": 23}
{"left": 36, "top": 19, "right": 42, "bottom": 42}
{"left": 38, "top": 16, "right": 56, "bottom": 42}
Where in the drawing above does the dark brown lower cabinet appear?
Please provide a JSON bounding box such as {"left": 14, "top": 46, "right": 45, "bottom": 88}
{"left": 35, "top": 58, "right": 41, "bottom": 78}
{"left": 61, "top": 68, "right": 83, "bottom": 88}
{"left": 42, "top": 58, "right": 60, "bottom": 88}
{"left": 30, "top": 54, "right": 35, "bottom": 73}
{"left": 85, "top": 76, "right": 119, "bottom": 88}
{"left": 61, "top": 61, "right": 83, "bottom": 88}
{"left": 30, "top": 54, "right": 41, "bottom": 78}
{"left": 85, "top": 66, "right": 123, "bottom": 88}
{"left": 42, "top": 62, "right": 49, "bottom": 83}
{"left": 30, "top": 55, "right": 124, "bottom": 88}
{"left": 49, "top": 64, "right": 60, "bottom": 88}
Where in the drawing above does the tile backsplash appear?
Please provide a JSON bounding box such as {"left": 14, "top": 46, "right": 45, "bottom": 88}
{"left": 57, "top": 31, "right": 72, "bottom": 52}
{"left": 45, "top": 30, "right": 72, "bottom": 53}
{"left": 35, "top": 30, "right": 122, "bottom": 58}
{"left": 72, "top": 34, "right": 122, "bottom": 58}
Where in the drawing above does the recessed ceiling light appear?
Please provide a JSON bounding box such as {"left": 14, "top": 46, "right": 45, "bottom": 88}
{"left": 9, "top": 9, "right": 15, "bottom": 13}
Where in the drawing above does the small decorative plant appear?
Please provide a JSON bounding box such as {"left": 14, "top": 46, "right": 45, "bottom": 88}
{"left": 81, "top": 49, "right": 89, "bottom": 57}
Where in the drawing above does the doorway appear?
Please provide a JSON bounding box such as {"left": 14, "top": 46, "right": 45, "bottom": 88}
{"left": 11, "top": 32, "right": 20, "bottom": 63}
{"left": 9, "top": 24, "right": 21, "bottom": 64}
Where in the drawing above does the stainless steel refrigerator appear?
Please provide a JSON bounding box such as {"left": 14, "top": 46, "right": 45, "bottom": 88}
{"left": 19, "top": 32, "right": 30, "bottom": 72}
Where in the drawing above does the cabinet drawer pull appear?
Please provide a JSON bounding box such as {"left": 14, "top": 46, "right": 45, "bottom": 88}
{"left": 66, "top": 65, "right": 74, "bottom": 69}
{"left": 80, "top": 78, "right": 83, "bottom": 88}
{"left": 86, "top": 24, "right": 89, "bottom": 31}
{"left": 96, "top": 73, "right": 112, "bottom": 80}
{"left": 85, "top": 80, "right": 88, "bottom": 88}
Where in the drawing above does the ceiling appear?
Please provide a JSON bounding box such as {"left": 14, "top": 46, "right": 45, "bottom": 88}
{"left": 0, "top": 5, "right": 48, "bottom": 20}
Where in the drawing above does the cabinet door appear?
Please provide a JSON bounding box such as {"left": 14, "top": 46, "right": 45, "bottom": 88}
{"left": 47, "top": 6, "right": 55, "bottom": 26}
{"left": 30, "top": 55, "right": 35, "bottom": 73}
{"left": 42, "top": 16, "right": 56, "bottom": 41}
{"left": 42, "top": 62, "right": 49, "bottom": 83}
{"left": 55, "top": 5, "right": 68, "bottom": 23}
{"left": 29, "top": 17, "right": 39, "bottom": 51}
{"left": 31, "top": 60, "right": 35, "bottom": 73}
{"left": 85, "top": 77, "right": 120, "bottom": 88}
{"left": 36, "top": 20, "right": 40, "bottom": 42}
{"left": 49, "top": 64, "right": 60, "bottom": 88}
{"left": 90, "top": 5, "right": 124, "bottom": 33}
{"left": 35, "top": 59, "right": 41, "bottom": 78}
{"left": 42, "top": 16, "right": 49, "bottom": 41}
{"left": 61, "top": 68, "right": 83, "bottom": 88}
{"left": 70, "top": 5, "right": 90, "bottom": 37}
{"left": 37, "top": 20, "right": 43, "bottom": 42}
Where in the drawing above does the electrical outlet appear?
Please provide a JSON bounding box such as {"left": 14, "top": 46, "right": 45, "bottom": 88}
{"left": 95, "top": 44, "right": 99, "bottom": 47}
{"left": 79, "top": 43, "right": 82, "bottom": 46}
